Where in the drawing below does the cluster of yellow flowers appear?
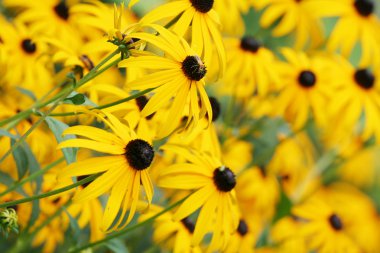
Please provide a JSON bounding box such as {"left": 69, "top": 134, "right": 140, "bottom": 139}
{"left": 1, "top": 0, "right": 380, "bottom": 252}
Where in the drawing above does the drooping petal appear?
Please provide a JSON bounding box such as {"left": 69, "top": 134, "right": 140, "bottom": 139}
{"left": 173, "top": 184, "right": 215, "bottom": 221}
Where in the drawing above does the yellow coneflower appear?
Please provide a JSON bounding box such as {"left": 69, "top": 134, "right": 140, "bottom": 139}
{"left": 308, "top": 0, "right": 380, "bottom": 66}
{"left": 328, "top": 60, "right": 380, "bottom": 141}
{"left": 251, "top": 0, "right": 324, "bottom": 48}
{"left": 158, "top": 144, "right": 239, "bottom": 252}
{"left": 292, "top": 184, "right": 380, "bottom": 253}
{"left": 0, "top": 19, "right": 53, "bottom": 97}
{"left": 119, "top": 24, "right": 213, "bottom": 138}
{"left": 274, "top": 49, "right": 338, "bottom": 130}
{"left": 221, "top": 36, "right": 280, "bottom": 98}
{"left": 58, "top": 111, "right": 155, "bottom": 231}
{"left": 3, "top": 0, "right": 82, "bottom": 45}
{"left": 139, "top": 0, "right": 226, "bottom": 77}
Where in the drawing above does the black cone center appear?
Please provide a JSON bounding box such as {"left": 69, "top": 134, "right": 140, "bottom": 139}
{"left": 190, "top": 0, "right": 214, "bottom": 13}
{"left": 213, "top": 167, "right": 236, "bottom": 192}
{"left": 182, "top": 56, "right": 207, "bottom": 81}
{"left": 298, "top": 70, "right": 316, "bottom": 88}
{"left": 354, "top": 69, "right": 375, "bottom": 89}
{"left": 240, "top": 36, "right": 261, "bottom": 53}
{"left": 125, "top": 139, "right": 154, "bottom": 170}
{"left": 54, "top": 1, "right": 69, "bottom": 20}
{"left": 354, "top": 0, "right": 374, "bottom": 17}
{"left": 21, "top": 39, "right": 36, "bottom": 54}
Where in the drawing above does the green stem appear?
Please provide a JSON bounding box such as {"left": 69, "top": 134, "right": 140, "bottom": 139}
{"left": 0, "top": 157, "right": 65, "bottom": 198}
{"left": 0, "top": 174, "right": 99, "bottom": 208}
{"left": 49, "top": 88, "right": 154, "bottom": 117}
{"left": 70, "top": 195, "right": 189, "bottom": 253}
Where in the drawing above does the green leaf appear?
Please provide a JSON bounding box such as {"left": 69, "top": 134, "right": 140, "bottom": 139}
{"left": 45, "top": 117, "right": 77, "bottom": 164}
{"left": 11, "top": 140, "right": 29, "bottom": 180}
{"left": 64, "top": 93, "right": 86, "bottom": 105}
{"left": 272, "top": 189, "right": 292, "bottom": 223}
{"left": 63, "top": 209, "right": 81, "bottom": 246}
{"left": 0, "top": 171, "right": 27, "bottom": 197}
{"left": 0, "top": 130, "right": 19, "bottom": 139}
{"left": 105, "top": 238, "right": 129, "bottom": 253}
{"left": 16, "top": 87, "right": 37, "bottom": 102}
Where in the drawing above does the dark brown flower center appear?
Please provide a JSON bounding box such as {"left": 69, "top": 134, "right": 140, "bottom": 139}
{"left": 354, "top": 0, "right": 374, "bottom": 17}
{"left": 181, "top": 217, "right": 195, "bottom": 233}
{"left": 298, "top": 70, "right": 316, "bottom": 88}
{"left": 54, "top": 1, "right": 69, "bottom": 20}
{"left": 240, "top": 36, "right": 261, "bottom": 53}
{"left": 237, "top": 219, "right": 248, "bottom": 236}
{"left": 182, "top": 56, "right": 207, "bottom": 81}
{"left": 354, "top": 69, "right": 375, "bottom": 89}
{"left": 135, "top": 96, "right": 155, "bottom": 120}
{"left": 21, "top": 39, "right": 36, "bottom": 54}
{"left": 213, "top": 166, "right": 236, "bottom": 192}
{"left": 209, "top": 97, "right": 221, "bottom": 122}
{"left": 190, "top": 0, "right": 214, "bottom": 13}
{"left": 328, "top": 214, "right": 343, "bottom": 231}
{"left": 125, "top": 139, "right": 154, "bottom": 170}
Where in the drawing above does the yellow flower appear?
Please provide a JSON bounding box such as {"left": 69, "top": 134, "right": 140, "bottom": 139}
{"left": 308, "top": 0, "right": 380, "bottom": 66}
{"left": 251, "top": 0, "right": 324, "bottom": 48}
{"left": 0, "top": 19, "right": 53, "bottom": 97}
{"left": 158, "top": 144, "right": 239, "bottom": 252}
{"left": 292, "top": 184, "right": 380, "bottom": 253}
{"left": 58, "top": 111, "right": 154, "bottom": 231}
{"left": 328, "top": 61, "right": 380, "bottom": 141}
{"left": 4, "top": 0, "right": 82, "bottom": 45}
{"left": 274, "top": 49, "right": 338, "bottom": 130}
{"left": 140, "top": 0, "right": 226, "bottom": 77}
{"left": 119, "top": 24, "right": 213, "bottom": 138}
{"left": 221, "top": 36, "right": 280, "bottom": 97}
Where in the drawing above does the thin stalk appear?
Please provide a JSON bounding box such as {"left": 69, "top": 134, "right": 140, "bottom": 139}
{"left": 0, "top": 157, "right": 65, "bottom": 198}
{"left": 49, "top": 88, "right": 154, "bottom": 117}
{"left": 0, "top": 174, "right": 99, "bottom": 208}
{"left": 69, "top": 195, "right": 189, "bottom": 253}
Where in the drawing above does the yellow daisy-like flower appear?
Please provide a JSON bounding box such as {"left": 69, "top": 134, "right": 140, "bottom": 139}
{"left": 222, "top": 36, "right": 280, "bottom": 97}
{"left": 329, "top": 61, "right": 380, "bottom": 141}
{"left": 251, "top": 0, "right": 324, "bottom": 48}
{"left": 158, "top": 144, "right": 239, "bottom": 252}
{"left": 119, "top": 24, "right": 212, "bottom": 138}
{"left": 0, "top": 19, "right": 53, "bottom": 97}
{"left": 3, "top": 0, "right": 81, "bottom": 45}
{"left": 292, "top": 184, "right": 380, "bottom": 253}
{"left": 139, "top": 0, "right": 226, "bottom": 76}
{"left": 274, "top": 49, "right": 337, "bottom": 129}
{"left": 309, "top": 0, "right": 380, "bottom": 66}
{"left": 58, "top": 111, "right": 154, "bottom": 231}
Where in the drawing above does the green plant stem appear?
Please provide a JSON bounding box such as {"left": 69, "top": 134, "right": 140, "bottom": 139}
{"left": 48, "top": 88, "right": 154, "bottom": 117}
{"left": 0, "top": 157, "right": 65, "bottom": 198}
{"left": 69, "top": 195, "right": 189, "bottom": 253}
{"left": 0, "top": 174, "right": 99, "bottom": 208}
